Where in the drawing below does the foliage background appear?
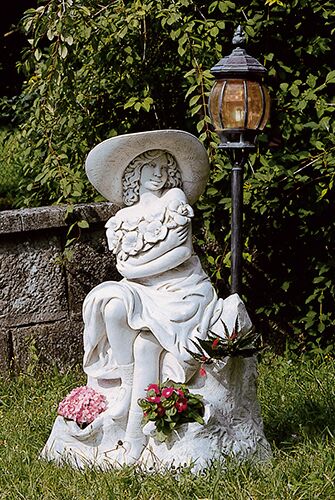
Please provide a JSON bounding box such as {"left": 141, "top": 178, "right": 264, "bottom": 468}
{"left": 0, "top": 0, "right": 334, "bottom": 353}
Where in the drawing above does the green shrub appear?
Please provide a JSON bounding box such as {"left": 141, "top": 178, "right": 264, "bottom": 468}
{"left": 0, "top": 127, "right": 23, "bottom": 209}
{"left": 2, "top": 0, "right": 334, "bottom": 351}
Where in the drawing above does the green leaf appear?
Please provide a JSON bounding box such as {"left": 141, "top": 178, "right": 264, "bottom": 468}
{"left": 306, "top": 74, "right": 317, "bottom": 88}
{"left": 142, "top": 97, "right": 153, "bottom": 112}
{"left": 326, "top": 70, "right": 335, "bottom": 84}
{"left": 59, "top": 45, "right": 68, "bottom": 59}
{"left": 290, "top": 84, "right": 300, "bottom": 97}
{"left": 47, "top": 29, "right": 55, "bottom": 41}
{"left": 189, "top": 95, "right": 200, "bottom": 106}
{"left": 34, "top": 48, "right": 42, "bottom": 61}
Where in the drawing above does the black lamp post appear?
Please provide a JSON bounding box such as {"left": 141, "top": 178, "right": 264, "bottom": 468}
{"left": 208, "top": 25, "right": 270, "bottom": 295}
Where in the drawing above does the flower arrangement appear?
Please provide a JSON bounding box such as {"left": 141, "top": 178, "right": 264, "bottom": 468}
{"left": 105, "top": 200, "right": 194, "bottom": 260}
{"left": 57, "top": 386, "right": 107, "bottom": 429}
{"left": 186, "top": 318, "right": 263, "bottom": 377}
{"left": 138, "top": 382, "right": 204, "bottom": 442}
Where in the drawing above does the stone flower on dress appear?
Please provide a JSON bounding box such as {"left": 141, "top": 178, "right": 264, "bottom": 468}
{"left": 139, "top": 220, "right": 168, "bottom": 244}
{"left": 146, "top": 208, "right": 166, "bottom": 223}
{"left": 122, "top": 217, "right": 142, "bottom": 232}
{"left": 121, "top": 230, "right": 143, "bottom": 257}
{"left": 105, "top": 215, "right": 122, "bottom": 231}
{"left": 106, "top": 228, "right": 123, "bottom": 254}
{"left": 105, "top": 216, "right": 124, "bottom": 254}
{"left": 166, "top": 200, "right": 194, "bottom": 228}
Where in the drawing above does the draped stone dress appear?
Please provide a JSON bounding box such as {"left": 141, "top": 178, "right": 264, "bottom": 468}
{"left": 82, "top": 192, "right": 223, "bottom": 383}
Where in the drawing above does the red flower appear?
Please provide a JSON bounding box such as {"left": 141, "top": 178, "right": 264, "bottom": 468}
{"left": 212, "top": 337, "right": 220, "bottom": 349}
{"left": 175, "top": 398, "right": 188, "bottom": 413}
{"left": 147, "top": 395, "right": 161, "bottom": 403}
{"left": 176, "top": 389, "right": 184, "bottom": 397}
{"left": 199, "top": 366, "right": 207, "bottom": 377}
{"left": 146, "top": 383, "right": 160, "bottom": 394}
{"left": 156, "top": 405, "right": 166, "bottom": 417}
{"left": 161, "top": 387, "right": 174, "bottom": 399}
{"left": 143, "top": 411, "right": 148, "bottom": 417}
{"left": 229, "top": 329, "right": 238, "bottom": 341}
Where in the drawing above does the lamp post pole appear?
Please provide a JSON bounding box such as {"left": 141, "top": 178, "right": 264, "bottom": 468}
{"left": 208, "top": 26, "right": 270, "bottom": 296}
{"left": 231, "top": 157, "right": 245, "bottom": 294}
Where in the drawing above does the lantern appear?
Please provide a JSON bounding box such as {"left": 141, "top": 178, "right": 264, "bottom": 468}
{"left": 208, "top": 26, "right": 271, "bottom": 294}
{"left": 209, "top": 25, "right": 270, "bottom": 150}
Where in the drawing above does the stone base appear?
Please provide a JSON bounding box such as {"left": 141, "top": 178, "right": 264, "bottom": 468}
{"left": 41, "top": 357, "right": 271, "bottom": 472}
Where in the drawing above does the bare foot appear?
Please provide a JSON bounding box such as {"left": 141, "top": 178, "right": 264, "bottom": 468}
{"left": 121, "top": 435, "right": 148, "bottom": 465}
{"left": 125, "top": 435, "right": 148, "bottom": 464}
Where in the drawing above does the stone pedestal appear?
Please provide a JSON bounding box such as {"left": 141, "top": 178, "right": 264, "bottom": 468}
{"left": 41, "top": 355, "right": 271, "bottom": 472}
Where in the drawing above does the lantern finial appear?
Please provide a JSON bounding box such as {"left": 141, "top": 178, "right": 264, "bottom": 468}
{"left": 232, "top": 25, "right": 246, "bottom": 48}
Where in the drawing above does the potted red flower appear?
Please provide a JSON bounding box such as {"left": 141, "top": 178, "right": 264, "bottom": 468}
{"left": 138, "top": 382, "right": 204, "bottom": 442}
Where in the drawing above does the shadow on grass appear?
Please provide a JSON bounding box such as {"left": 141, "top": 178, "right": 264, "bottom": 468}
{"left": 264, "top": 398, "right": 335, "bottom": 448}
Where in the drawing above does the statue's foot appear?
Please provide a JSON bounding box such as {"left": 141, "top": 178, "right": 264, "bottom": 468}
{"left": 109, "top": 435, "right": 147, "bottom": 468}
{"left": 108, "top": 384, "right": 132, "bottom": 419}
{"left": 123, "top": 435, "right": 148, "bottom": 465}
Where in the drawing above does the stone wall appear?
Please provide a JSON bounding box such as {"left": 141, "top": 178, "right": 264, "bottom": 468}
{"left": 0, "top": 202, "right": 119, "bottom": 376}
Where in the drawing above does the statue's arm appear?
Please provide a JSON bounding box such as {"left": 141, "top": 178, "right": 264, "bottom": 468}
{"left": 127, "top": 224, "right": 189, "bottom": 265}
{"left": 116, "top": 244, "right": 192, "bottom": 279}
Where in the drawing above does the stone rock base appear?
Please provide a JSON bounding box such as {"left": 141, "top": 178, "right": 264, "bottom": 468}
{"left": 41, "top": 356, "right": 271, "bottom": 472}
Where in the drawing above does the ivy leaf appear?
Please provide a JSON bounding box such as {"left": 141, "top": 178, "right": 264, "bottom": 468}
{"left": 77, "top": 220, "right": 89, "bottom": 229}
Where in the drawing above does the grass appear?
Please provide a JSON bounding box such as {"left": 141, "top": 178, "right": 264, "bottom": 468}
{"left": 0, "top": 354, "right": 334, "bottom": 500}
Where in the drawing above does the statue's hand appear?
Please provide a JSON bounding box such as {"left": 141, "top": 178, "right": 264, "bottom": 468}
{"left": 168, "top": 225, "right": 189, "bottom": 247}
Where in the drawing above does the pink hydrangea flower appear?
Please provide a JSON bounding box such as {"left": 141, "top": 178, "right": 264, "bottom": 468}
{"left": 58, "top": 386, "right": 107, "bottom": 426}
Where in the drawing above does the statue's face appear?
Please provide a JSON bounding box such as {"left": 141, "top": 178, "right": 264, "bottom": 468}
{"left": 140, "top": 154, "right": 168, "bottom": 192}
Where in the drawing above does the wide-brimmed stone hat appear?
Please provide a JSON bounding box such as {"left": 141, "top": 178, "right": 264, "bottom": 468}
{"left": 85, "top": 129, "right": 210, "bottom": 206}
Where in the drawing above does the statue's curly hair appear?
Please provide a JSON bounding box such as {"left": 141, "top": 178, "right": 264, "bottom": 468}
{"left": 122, "top": 149, "right": 183, "bottom": 206}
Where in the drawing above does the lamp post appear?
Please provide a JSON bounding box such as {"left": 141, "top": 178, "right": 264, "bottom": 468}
{"left": 208, "top": 25, "right": 270, "bottom": 295}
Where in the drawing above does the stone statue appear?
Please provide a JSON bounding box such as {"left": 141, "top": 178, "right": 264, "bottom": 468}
{"left": 42, "top": 130, "right": 271, "bottom": 470}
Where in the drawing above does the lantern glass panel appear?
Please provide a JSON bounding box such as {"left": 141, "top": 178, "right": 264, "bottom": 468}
{"left": 208, "top": 80, "right": 224, "bottom": 131}
{"left": 259, "top": 85, "right": 270, "bottom": 130}
{"left": 221, "top": 80, "right": 245, "bottom": 129}
{"left": 246, "top": 81, "right": 264, "bottom": 130}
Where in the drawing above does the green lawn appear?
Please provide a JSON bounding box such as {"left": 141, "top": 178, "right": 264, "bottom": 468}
{"left": 0, "top": 354, "right": 334, "bottom": 499}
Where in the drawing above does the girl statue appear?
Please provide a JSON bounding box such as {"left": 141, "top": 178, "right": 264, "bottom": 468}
{"left": 82, "top": 130, "right": 223, "bottom": 464}
{"left": 42, "top": 130, "right": 271, "bottom": 469}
